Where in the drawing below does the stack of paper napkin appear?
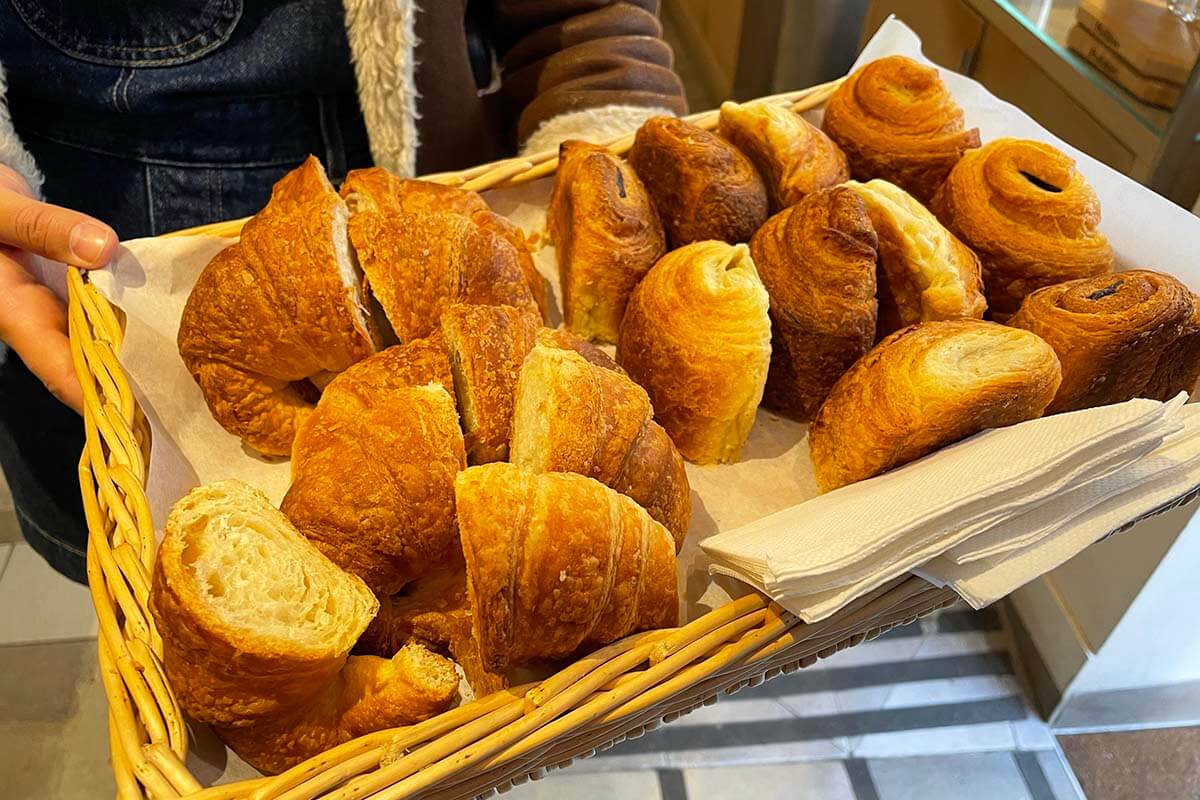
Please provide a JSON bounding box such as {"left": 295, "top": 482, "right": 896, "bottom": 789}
{"left": 701, "top": 395, "right": 1200, "bottom": 622}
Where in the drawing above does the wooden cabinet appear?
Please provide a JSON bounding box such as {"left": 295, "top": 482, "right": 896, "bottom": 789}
{"left": 861, "top": 0, "right": 986, "bottom": 72}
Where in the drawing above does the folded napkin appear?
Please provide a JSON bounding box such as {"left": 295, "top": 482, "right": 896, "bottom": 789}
{"left": 701, "top": 395, "right": 1196, "bottom": 622}
{"left": 917, "top": 409, "right": 1200, "bottom": 607}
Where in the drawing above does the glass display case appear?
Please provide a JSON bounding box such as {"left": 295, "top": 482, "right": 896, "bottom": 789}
{"left": 855, "top": 0, "right": 1200, "bottom": 207}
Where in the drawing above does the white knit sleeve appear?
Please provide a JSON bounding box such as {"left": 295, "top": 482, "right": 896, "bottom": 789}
{"left": 520, "top": 104, "right": 675, "bottom": 156}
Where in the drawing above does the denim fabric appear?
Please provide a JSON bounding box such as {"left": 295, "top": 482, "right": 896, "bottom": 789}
{"left": 0, "top": 0, "right": 372, "bottom": 582}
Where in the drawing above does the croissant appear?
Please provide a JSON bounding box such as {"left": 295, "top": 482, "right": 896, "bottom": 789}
{"left": 358, "top": 566, "right": 510, "bottom": 697}
{"left": 809, "top": 320, "right": 1062, "bottom": 492}
{"left": 177, "top": 157, "right": 377, "bottom": 457}
{"left": 281, "top": 339, "right": 466, "bottom": 595}
{"left": 341, "top": 173, "right": 536, "bottom": 343}
{"left": 149, "top": 480, "right": 457, "bottom": 774}
{"left": 931, "top": 138, "right": 1115, "bottom": 319}
{"left": 548, "top": 140, "right": 666, "bottom": 343}
{"left": 823, "top": 56, "right": 981, "bottom": 203}
{"left": 441, "top": 304, "right": 542, "bottom": 463}
{"left": 1007, "top": 270, "right": 1197, "bottom": 413}
{"left": 748, "top": 187, "right": 878, "bottom": 422}
{"left": 717, "top": 100, "right": 849, "bottom": 211}
{"left": 455, "top": 463, "right": 678, "bottom": 671}
{"left": 628, "top": 116, "right": 768, "bottom": 246}
{"left": 342, "top": 168, "right": 549, "bottom": 319}
{"left": 510, "top": 345, "right": 691, "bottom": 547}
{"left": 618, "top": 241, "right": 771, "bottom": 464}
{"left": 844, "top": 179, "right": 986, "bottom": 336}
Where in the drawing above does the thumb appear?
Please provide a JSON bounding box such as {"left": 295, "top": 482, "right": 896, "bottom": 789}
{"left": 0, "top": 180, "right": 118, "bottom": 268}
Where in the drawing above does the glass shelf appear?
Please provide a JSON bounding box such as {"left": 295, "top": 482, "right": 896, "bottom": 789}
{"left": 990, "top": 0, "right": 1177, "bottom": 136}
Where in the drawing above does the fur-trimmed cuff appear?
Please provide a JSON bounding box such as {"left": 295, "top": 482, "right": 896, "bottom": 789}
{"left": 0, "top": 62, "right": 43, "bottom": 198}
{"left": 342, "top": 0, "right": 420, "bottom": 177}
{"left": 521, "top": 104, "right": 674, "bottom": 156}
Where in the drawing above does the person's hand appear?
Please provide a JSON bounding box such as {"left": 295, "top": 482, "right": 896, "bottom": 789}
{"left": 0, "top": 164, "right": 118, "bottom": 412}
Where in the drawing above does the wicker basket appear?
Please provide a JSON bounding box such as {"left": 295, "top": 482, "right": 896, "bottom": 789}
{"left": 72, "top": 76, "right": 975, "bottom": 800}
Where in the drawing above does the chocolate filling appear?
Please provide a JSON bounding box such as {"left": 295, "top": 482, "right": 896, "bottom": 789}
{"left": 1087, "top": 279, "right": 1124, "bottom": 301}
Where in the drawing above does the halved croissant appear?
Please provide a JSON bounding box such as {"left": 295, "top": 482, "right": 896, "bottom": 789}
{"left": 358, "top": 565, "right": 510, "bottom": 697}
{"left": 717, "top": 100, "right": 849, "bottom": 211}
{"left": 628, "top": 116, "right": 768, "bottom": 246}
{"left": 932, "top": 138, "right": 1115, "bottom": 319}
{"left": 1008, "top": 270, "right": 1197, "bottom": 412}
{"left": 549, "top": 140, "right": 667, "bottom": 343}
{"left": 441, "top": 304, "right": 542, "bottom": 464}
{"left": 342, "top": 168, "right": 549, "bottom": 319}
{"left": 618, "top": 241, "right": 771, "bottom": 464}
{"left": 341, "top": 173, "right": 536, "bottom": 343}
{"left": 149, "top": 480, "right": 457, "bottom": 775}
{"left": 749, "top": 187, "right": 878, "bottom": 422}
{"left": 510, "top": 345, "right": 691, "bottom": 547}
{"left": 809, "top": 320, "right": 1062, "bottom": 492}
{"left": 455, "top": 463, "right": 678, "bottom": 672}
{"left": 440, "top": 304, "right": 622, "bottom": 464}
{"left": 823, "top": 55, "right": 981, "bottom": 203}
{"left": 281, "top": 338, "right": 466, "bottom": 595}
{"left": 844, "top": 179, "right": 986, "bottom": 336}
{"left": 177, "top": 157, "right": 377, "bottom": 457}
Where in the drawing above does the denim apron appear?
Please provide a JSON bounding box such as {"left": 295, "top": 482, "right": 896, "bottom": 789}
{"left": 0, "top": 0, "right": 373, "bottom": 582}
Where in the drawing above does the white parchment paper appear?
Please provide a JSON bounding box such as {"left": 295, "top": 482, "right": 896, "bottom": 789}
{"left": 84, "top": 17, "right": 1200, "bottom": 625}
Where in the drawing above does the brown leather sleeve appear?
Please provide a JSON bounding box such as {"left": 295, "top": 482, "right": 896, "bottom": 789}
{"left": 494, "top": 1, "right": 688, "bottom": 145}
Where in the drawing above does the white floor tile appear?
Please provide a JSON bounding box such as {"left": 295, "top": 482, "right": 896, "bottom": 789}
{"left": 0, "top": 544, "right": 12, "bottom": 582}
{"left": 1010, "top": 716, "right": 1056, "bottom": 751}
{"left": 772, "top": 690, "right": 840, "bottom": 719}
{"left": 671, "top": 695, "right": 799, "bottom": 727}
{"left": 804, "top": 633, "right": 926, "bottom": 670}
{"left": 504, "top": 768, "right": 662, "bottom": 800}
{"left": 868, "top": 752, "right": 1031, "bottom": 800}
{"left": 589, "top": 739, "right": 849, "bottom": 772}
{"left": 0, "top": 544, "right": 97, "bottom": 645}
{"left": 684, "top": 761, "right": 856, "bottom": 800}
{"left": 883, "top": 675, "right": 1022, "bottom": 710}
{"left": 836, "top": 685, "right": 894, "bottom": 715}
{"left": 913, "top": 632, "right": 1007, "bottom": 659}
{"left": 852, "top": 721, "right": 1017, "bottom": 759}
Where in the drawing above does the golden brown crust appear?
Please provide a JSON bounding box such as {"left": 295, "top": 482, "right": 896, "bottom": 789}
{"left": 748, "top": 187, "right": 878, "bottom": 422}
{"left": 1008, "top": 271, "right": 1196, "bottom": 413}
{"left": 281, "top": 340, "right": 466, "bottom": 595}
{"left": 342, "top": 169, "right": 549, "bottom": 319}
{"left": 844, "top": 179, "right": 986, "bottom": 336}
{"left": 535, "top": 327, "right": 625, "bottom": 373}
{"left": 618, "top": 242, "right": 771, "bottom": 464}
{"left": 809, "top": 320, "right": 1062, "bottom": 492}
{"left": 548, "top": 140, "right": 667, "bottom": 343}
{"left": 455, "top": 464, "right": 677, "bottom": 672}
{"left": 149, "top": 481, "right": 455, "bottom": 775}
{"left": 1145, "top": 301, "right": 1200, "bottom": 402}
{"left": 177, "top": 157, "right": 376, "bottom": 457}
{"left": 628, "top": 116, "right": 768, "bottom": 246}
{"left": 510, "top": 345, "right": 691, "bottom": 548}
{"left": 441, "top": 304, "right": 543, "bottom": 463}
{"left": 823, "top": 56, "right": 981, "bottom": 203}
{"left": 217, "top": 645, "right": 458, "bottom": 774}
{"left": 931, "top": 138, "right": 1115, "bottom": 319}
{"left": 717, "top": 101, "right": 849, "bottom": 212}
{"left": 357, "top": 566, "right": 511, "bottom": 697}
